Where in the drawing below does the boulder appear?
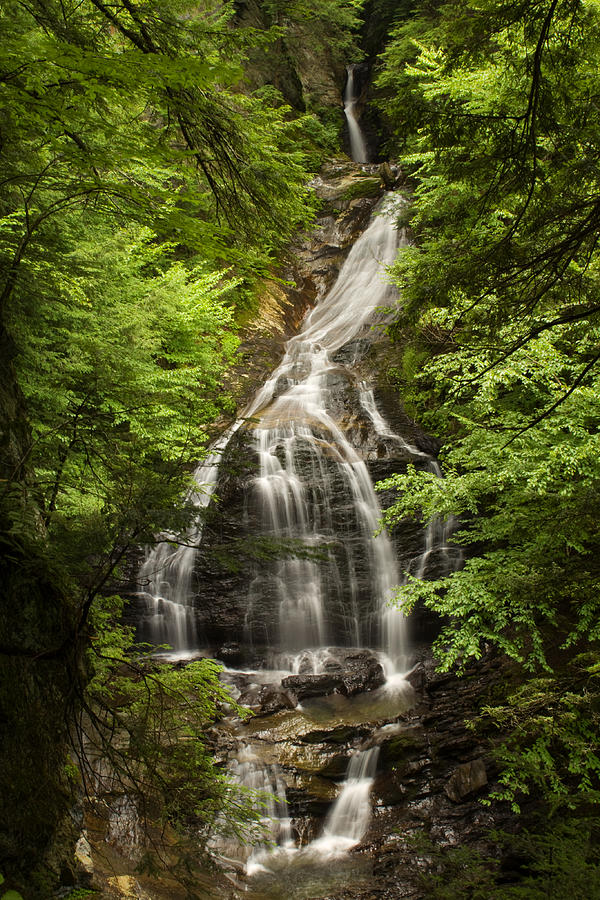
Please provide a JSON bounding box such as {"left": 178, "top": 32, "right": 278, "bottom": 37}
{"left": 336, "top": 650, "right": 385, "bottom": 696}
{"left": 216, "top": 642, "right": 244, "bottom": 666}
{"left": 444, "top": 759, "right": 488, "bottom": 802}
{"left": 280, "top": 650, "right": 386, "bottom": 701}
{"left": 75, "top": 832, "right": 94, "bottom": 878}
{"left": 238, "top": 683, "right": 296, "bottom": 716}
{"left": 379, "top": 161, "right": 397, "bottom": 190}
{"left": 281, "top": 672, "right": 345, "bottom": 701}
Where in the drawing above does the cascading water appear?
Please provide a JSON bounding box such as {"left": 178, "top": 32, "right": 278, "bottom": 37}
{"left": 242, "top": 195, "right": 411, "bottom": 673}
{"left": 312, "top": 747, "right": 380, "bottom": 854}
{"left": 230, "top": 744, "right": 381, "bottom": 889}
{"left": 230, "top": 747, "right": 294, "bottom": 875}
{"left": 343, "top": 65, "right": 369, "bottom": 164}
{"left": 137, "top": 160, "right": 462, "bottom": 888}
{"left": 140, "top": 192, "right": 418, "bottom": 665}
{"left": 414, "top": 460, "right": 463, "bottom": 580}
{"left": 138, "top": 431, "right": 233, "bottom": 655}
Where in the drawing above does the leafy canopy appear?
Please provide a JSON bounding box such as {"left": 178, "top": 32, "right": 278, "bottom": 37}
{"left": 376, "top": 0, "right": 600, "bottom": 810}
{"left": 0, "top": 0, "right": 335, "bottom": 607}
{"left": 0, "top": 0, "right": 354, "bottom": 887}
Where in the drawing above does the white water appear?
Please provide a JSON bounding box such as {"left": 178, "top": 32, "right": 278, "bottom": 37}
{"left": 240, "top": 745, "right": 380, "bottom": 879}
{"left": 413, "top": 460, "right": 464, "bottom": 580}
{"left": 139, "top": 194, "right": 413, "bottom": 665}
{"left": 138, "top": 430, "right": 234, "bottom": 654}
{"left": 313, "top": 747, "right": 380, "bottom": 854}
{"left": 231, "top": 747, "right": 294, "bottom": 874}
{"left": 344, "top": 65, "right": 369, "bottom": 164}
{"left": 243, "top": 195, "right": 409, "bottom": 672}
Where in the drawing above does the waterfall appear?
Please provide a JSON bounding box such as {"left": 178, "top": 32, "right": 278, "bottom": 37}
{"left": 242, "top": 195, "right": 411, "bottom": 671}
{"left": 139, "top": 194, "right": 416, "bottom": 666}
{"left": 312, "top": 748, "right": 380, "bottom": 855}
{"left": 137, "top": 186, "right": 465, "bottom": 886}
{"left": 229, "top": 747, "right": 380, "bottom": 882}
{"left": 412, "top": 460, "right": 463, "bottom": 580}
{"left": 138, "top": 431, "right": 233, "bottom": 655}
{"left": 343, "top": 65, "right": 369, "bottom": 164}
{"left": 230, "top": 747, "right": 294, "bottom": 874}
{"left": 138, "top": 191, "right": 462, "bottom": 676}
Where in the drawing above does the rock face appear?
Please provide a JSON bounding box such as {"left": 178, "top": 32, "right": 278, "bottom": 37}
{"left": 0, "top": 326, "right": 82, "bottom": 896}
{"left": 233, "top": 1, "right": 349, "bottom": 114}
{"left": 445, "top": 758, "right": 488, "bottom": 803}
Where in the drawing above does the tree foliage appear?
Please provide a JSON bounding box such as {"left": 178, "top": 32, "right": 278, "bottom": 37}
{"left": 0, "top": 0, "right": 352, "bottom": 891}
{"left": 0, "top": 0, "right": 328, "bottom": 598}
{"left": 376, "top": 0, "right": 600, "bottom": 810}
{"left": 79, "top": 596, "right": 262, "bottom": 888}
{"left": 410, "top": 813, "right": 600, "bottom": 899}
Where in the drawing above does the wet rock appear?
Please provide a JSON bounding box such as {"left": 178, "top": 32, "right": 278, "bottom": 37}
{"left": 316, "top": 753, "right": 351, "bottom": 778}
{"left": 217, "top": 641, "right": 244, "bottom": 665}
{"left": 239, "top": 683, "right": 297, "bottom": 716}
{"left": 286, "top": 786, "right": 335, "bottom": 821}
{"left": 378, "top": 727, "right": 426, "bottom": 769}
{"left": 379, "top": 161, "right": 397, "bottom": 190}
{"left": 105, "top": 796, "right": 141, "bottom": 862}
{"left": 74, "top": 833, "right": 94, "bottom": 878}
{"left": 275, "top": 740, "right": 348, "bottom": 777}
{"left": 445, "top": 759, "right": 488, "bottom": 802}
{"left": 373, "top": 770, "right": 408, "bottom": 806}
{"left": 289, "top": 648, "right": 385, "bottom": 698}
{"left": 335, "top": 650, "right": 385, "bottom": 696}
{"left": 104, "top": 876, "right": 152, "bottom": 899}
{"left": 300, "top": 723, "right": 372, "bottom": 745}
{"left": 281, "top": 672, "right": 345, "bottom": 700}
{"left": 405, "top": 656, "right": 438, "bottom": 695}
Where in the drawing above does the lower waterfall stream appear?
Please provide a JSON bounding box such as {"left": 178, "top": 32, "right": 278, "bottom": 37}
{"left": 137, "top": 182, "right": 461, "bottom": 897}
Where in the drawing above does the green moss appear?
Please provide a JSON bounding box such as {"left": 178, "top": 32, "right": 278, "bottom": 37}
{"left": 342, "top": 176, "right": 383, "bottom": 201}
{"left": 61, "top": 891, "right": 99, "bottom": 899}
{"left": 380, "top": 732, "right": 425, "bottom": 766}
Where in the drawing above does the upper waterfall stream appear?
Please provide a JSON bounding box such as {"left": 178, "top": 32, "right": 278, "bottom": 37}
{"left": 343, "top": 65, "right": 369, "bottom": 164}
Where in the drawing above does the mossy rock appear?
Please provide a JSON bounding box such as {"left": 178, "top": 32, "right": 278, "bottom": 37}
{"left": 342, "top": 176, "right": 382, "bottom": 201}
{"left": 379, "top": 731, "right": 426, "bottom": 766}
{"left": 290, "top": 773, "right": 340, "bottom": 801}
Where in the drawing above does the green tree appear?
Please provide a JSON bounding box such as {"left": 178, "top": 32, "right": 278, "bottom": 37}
{"left": 79, "top": 596, "right": 262, "bottom": 892}
{"left": 377, "top": 0, "right": 600, "bottom": 811}
{"left": 0, "top": 0, "right": 333, "bottom": 891}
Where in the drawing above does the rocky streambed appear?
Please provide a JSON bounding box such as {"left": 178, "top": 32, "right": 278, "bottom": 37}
{"left": 201, "top": 644, "right": 519, "bottom": 900}
{"left": 79, "top": 644, "right": 525, "bottom": 899}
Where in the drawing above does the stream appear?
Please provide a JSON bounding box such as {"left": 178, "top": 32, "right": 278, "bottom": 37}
{"left": 136, "top": 74, "right": 462, "bottom": 898}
